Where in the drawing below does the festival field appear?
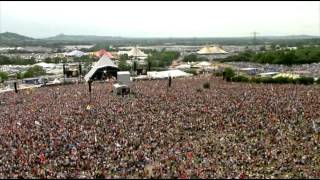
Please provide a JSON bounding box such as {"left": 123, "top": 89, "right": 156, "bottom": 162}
{"left": 0, "top": 76, "right": 319, "bottom": 178}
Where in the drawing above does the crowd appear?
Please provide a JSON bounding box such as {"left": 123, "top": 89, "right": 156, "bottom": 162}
{"left": 0, "top": 75, "right": 319, "bottom": 178}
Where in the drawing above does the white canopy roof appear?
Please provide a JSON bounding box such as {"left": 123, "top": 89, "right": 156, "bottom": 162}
{"left": 34, "top": 62, "right": 56, "bottom": 69}
{"left": 273, "top": 73, "right": 300, "bottom": 79}
{"left": 197, "top": 45, "right": 228, "bottom": 55}
{"left": 258, "top": 72, "right": 279, "bottom": 77}
{"left": 84, "top": 55, "right": 118, "bottom": 82}
{"left": 127, "top": 47, "right": 147, "bottom": 57}
{"left": 194, "top": 61, "right": 211, "bottom": 68}
{"left": 240, "top": 67, "right": 259, "bottom": 71}
{"left": 147, "top": 70, "right": 192, "bottom": 79}
{"left": 64, "top": 50, "right": 86, "bottom": 57}
{"left": 175, "top": 64, "right": 191, "bottom": 69}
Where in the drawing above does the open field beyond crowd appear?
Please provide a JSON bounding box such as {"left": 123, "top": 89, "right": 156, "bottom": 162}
{"left": 0, "top": 76, "right": 319, "bottom": 178}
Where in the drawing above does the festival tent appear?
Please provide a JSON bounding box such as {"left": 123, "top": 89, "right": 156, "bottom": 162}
{"left": 175, "top": 64, "right": 191, "bottom": 70}
{"left": 33, "top": 62, "right": 56, "bottom": 69}
{"left": 147, "top": 70, "right": 192, "bottom": 79}
{"left": 64, "top": 50, "right": 86, "bottom": 57}
{"left": 127, "top": 46, "right": 147, "bottom": 58}
{"left": 258, "top": 72, "right": 279, "bottom": 77}
{"left": 94, "top": 49, "right": 114, "bottom": 59}
{"left": 193, "top": 61, "right": 212, "bottom": 68}
{"left": 84, "top": 55, "right": 118, "bottom": 82}
{"left": 197, "top": 45, "right": 228, "bottom": 55}
{"left": 272, "top": 73, "right": 300, "bottom": 79}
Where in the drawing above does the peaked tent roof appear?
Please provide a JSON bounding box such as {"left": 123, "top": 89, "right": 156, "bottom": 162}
{"left": 127, "top": 46, "right": 147, "bottom": 57}
{"left": 94, "top": 54, "right": 117, "bottom": 69}
{"left": 95, "top": 49, "right": 114, "bottom": 59}
{"left": 197, "top": 45, "right": 228, "bottom": 55}
{"left": 84, "top": 55, "right": 118, "bottom": 81}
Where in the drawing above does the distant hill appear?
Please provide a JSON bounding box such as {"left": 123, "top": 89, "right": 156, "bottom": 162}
{"left": 0, "top": 32, "right": 37, "bottom": 46}
{"left": 1, "top": 32, "right": 319, "bottom": 47}
{"left": 44, "top": 33, "right": 124, "bottom": 43}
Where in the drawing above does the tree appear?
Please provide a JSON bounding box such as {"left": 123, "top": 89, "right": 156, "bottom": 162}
{"left": 0, "top": 71, "right": 9, "bottom": 82}
{"left": 183, "top": 54, "right": 198, "bottom": 62}
{"left": 224, "top": 47, "right": 320, "bottom": 65}
{"left": 144, "top": 50, "right": 180, "bottom": 69}
{"left": 223, "top": 67, "right": 235, "bottom": 81}
{"left": 0, "top": 55, "right": 11, "bottom": 65}
{"left": 23, "top": 65, "right": 46, "bottom": 78}
{"left": 120, "top": 54, "right": 129, "bottom": 61}
{"left": 259, "top": 46, "right": 266, "bottom": 51}
{"left": 44, "top": 57, "right": 53, "bottom": 63}
{"left": 16, "top": 72, "right": 23, "bottom": 79}
{"left": 270, "top": 44, "right": 276, "bottom": 50}
{"left": 118, "top": 59, "right": 131, "bottom": 71}
{"left": 133, "top": 61, "right": 137, "bottom": 72}
{"left": 147, "top": 58, "right": 152, "bottom": 71}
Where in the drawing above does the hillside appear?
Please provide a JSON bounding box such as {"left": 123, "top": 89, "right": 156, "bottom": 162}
{"left": 44, "top": 33, "right": 124, "bottom": 43}
{"left": 1, "top": 32, "right": 320, "bottom": 47}
{"left": 0, "top": 32, "right": 37, "bottom": 46}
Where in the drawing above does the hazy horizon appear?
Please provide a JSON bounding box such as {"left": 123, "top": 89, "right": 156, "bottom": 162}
{"left": 0, "top": 1, "right": 319, "bottom": 38}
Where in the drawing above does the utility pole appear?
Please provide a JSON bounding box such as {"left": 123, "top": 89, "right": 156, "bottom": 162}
{"left": 78, "top": 62, "right": 82, "bottom": 83}
{"left": 63, "top": 63, "right": 66, "bottom": 84}
{"left": 252, "top": 32, "right": 259, "bottom": 52}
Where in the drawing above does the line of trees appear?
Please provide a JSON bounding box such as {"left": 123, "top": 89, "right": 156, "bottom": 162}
{"left": 182, "top": 54, "right": 209, "bottom": 62}
{"left": 224, "top": 47, "right": 320, "bottom": 65}
{"left": 0, "top": 55, "right": 94, "bottom": 66}
{"left": 0, "top": 55, "right": 37, "bottom": 65}
{"left": 145, "top": 50, "right": 180, "bottom": 69}
{"left": 0, "top": 65, "right": 47, "bottom": 82}
{"left": 43, "top": 57, "right": 67, "bottom": 64}
{"left": 118, "top": 54, "right": 131, "bottom": 71}
{"left": 22, "top": 65, "right": 46, "bottom": 79}
{"left": 0, "top": 72, "right": 9, "bottom": 82}
{"left": 222, "top": 67, "right": 319, "bottom": 85}
{"left": 117, "top": 50, "right": 180, "bottom": 71}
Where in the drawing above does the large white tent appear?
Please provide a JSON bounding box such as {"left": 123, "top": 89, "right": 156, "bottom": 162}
{"left": 147, "top": 70, "right": 192, "bottom": 79}
{"left": 84, "top": 55, "right": 118, "bottom": 82}
{"left": 197, "top": 45, "right": 228, "bottom": 55}
{"left": 33, "top": 62, "right": 56, "bottom": 69}
{"left": 127, "top": 46, "right": 147, "bottom": 58}
{"left": 193, "top": 61, "right": 212, "bottom": 68}
{"left": 64, "top": 50, "right": 87, "bottom": 57}
{"left": 175, "top": 64, "right": 191, "bottom": 70}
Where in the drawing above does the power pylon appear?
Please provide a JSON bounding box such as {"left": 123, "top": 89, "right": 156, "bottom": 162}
{"left": 252, "top": 31, "right": 259, "bottom": 51}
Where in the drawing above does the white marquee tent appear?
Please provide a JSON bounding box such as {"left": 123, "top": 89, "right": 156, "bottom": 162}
{"left": 64, "top": 50, "right": 87, "bottom": 57}
{"left": 127, "top": 47, "right": 147, "bottom": 58}
{"left": 193, "top": 61, "right": 212, "bottom": 68}
{"left": 197, "top": 45, "right": 228, "bottom": 55}
{"left": 147, "top": 70, "right": 192, "bottom": 79}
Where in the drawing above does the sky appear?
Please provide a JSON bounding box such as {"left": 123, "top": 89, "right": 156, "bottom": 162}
{"left": 0, "top": 1, "right": 319, "bottom": 38}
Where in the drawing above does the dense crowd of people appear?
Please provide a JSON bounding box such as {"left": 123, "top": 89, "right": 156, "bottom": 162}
{"left": 0, "top": 75, "right": 319, "bottom": 178}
